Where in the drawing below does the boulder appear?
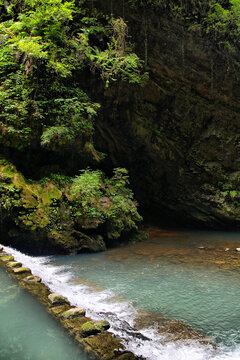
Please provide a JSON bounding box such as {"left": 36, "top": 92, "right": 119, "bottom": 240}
{"left": 62, "top": 307, "right": 86, "bottom": 319}
{"left": 13, "top": 267, "right": 31, "bottom": 274}
{"left": 1, "top": 255, "right": 14, "bottom": 262}
{"left": 48, "top": 293, "right": 70, "bottom": 306}
{"left": 236, "top": 248, "right": 240, "bottom": 252}
{"left": 79, "top": 320, "right": 110, "bottom": 337}
{"left": 23, "top": 275, "right": 41, "bottom": 283}
{"left": 7, "top": 261, "right": 22, "bottom": 268}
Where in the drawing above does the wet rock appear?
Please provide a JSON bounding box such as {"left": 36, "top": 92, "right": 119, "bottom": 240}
{"left": 23, "top": 275, "right": 41, "bottom": 283}
{"left": 199, "top": 336, "right": 216, "bottom": 346}
{"left": 48, "top": 293, "right": 70, "bottom": 306}
{"left": 7, "top": 261, "right": 22, "bottom": 268}
{"left": 0, "top": 255, "right": 14, "bottom": 262}
{"left": 79, "top": 320, "right": 110, "bottom": 337}
{"left": 13, "top": 267, "right": 31, "bottom": 274}
{"left": 116, "top": 353, "right": 137, "bottom": 360}
{"left": 0, "top": 246, "right": 3, "bottom": 251}
{"left": 62, "top": 307, "right": 86, "bottom": 319}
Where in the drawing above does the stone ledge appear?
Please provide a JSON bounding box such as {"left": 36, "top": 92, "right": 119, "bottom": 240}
{"left": 0, "top": 248, "right": 140, "bottom": 360}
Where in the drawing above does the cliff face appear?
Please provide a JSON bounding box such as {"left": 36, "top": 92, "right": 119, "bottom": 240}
{"left": 93, "top": 2, "right": 240, "bottom": 228}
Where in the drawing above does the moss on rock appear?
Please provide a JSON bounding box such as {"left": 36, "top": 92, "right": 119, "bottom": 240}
{"left": 0, "top": 158, "right": 142, "bottom": 254}
{"left": 80, "top": 320, "right": 110, "bottom": 337}
{"left": 7, "top": 261, "right": 22, "bottom": 268}
{"left": 48, "top": 293, "right": 70, "bottom": 306}
{"left": 62, "top": 307, "right": 86, "bottom": 319}
{"left": 12, "top": 267, "right": 31, "bottom": 274}
{"left": 0, "top": 255, "right": 14, "bottom": 262}
{"left": 23, "top": 275, "right": 41, "bottom": 283}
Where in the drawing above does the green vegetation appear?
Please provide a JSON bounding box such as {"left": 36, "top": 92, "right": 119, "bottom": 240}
{"left": 0, "top": 158, "right": 142, "bottom": 252}
{"left": 0, "top": 0, "right": 145, "bottom": 252}
{"left": 128, "top": 0, "right": 240, "bottom": 50}
{"left": 0, "top": 0, "right": 146, "bottom": 150}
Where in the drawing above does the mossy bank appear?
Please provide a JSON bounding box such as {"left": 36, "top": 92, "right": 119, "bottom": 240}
{"left": 0, "top": 157, "right": 142, "bottom": 253}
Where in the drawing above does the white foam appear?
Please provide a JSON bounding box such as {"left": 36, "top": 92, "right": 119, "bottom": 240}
{"left": 1, "top": 244, "right": 238, "bottom": 360}
{"left": 2, "top": 245, "right": 137, "bottom": 325}
{"left": 213, "top": 346, "right": 240, "bottom": 360}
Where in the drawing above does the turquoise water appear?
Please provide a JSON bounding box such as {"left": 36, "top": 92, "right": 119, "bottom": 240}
{"left": 0, "top": 267, "right": 88, "bottom": 360}
{"left": 4, "top": 229, "right": 240, "bottom": 359}
{"left": 53, "top": 247, "right": 240, "bottom": 346}
{"left": 62, "top": 255, "right": 240, "bottom": 342}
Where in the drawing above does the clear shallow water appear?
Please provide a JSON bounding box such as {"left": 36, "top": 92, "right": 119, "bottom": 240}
{"left": 3, "top": 228, "right": 240, "bottom": 360}
{"left": 0, "top": 267, "right": 88, "bottom": 360}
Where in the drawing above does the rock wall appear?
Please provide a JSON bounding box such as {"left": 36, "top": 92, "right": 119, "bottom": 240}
{"left": 93, "top": 1, "right": 240, "bottom": 228}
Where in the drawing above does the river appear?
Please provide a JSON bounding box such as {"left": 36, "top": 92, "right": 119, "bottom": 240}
{"left": 2, "top": 227, "right": 240, "bottom": 359}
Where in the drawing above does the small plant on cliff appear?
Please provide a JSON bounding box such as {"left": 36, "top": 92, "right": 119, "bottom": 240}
{"left": 79, "top": 17, "right": 147, "bottom": 87}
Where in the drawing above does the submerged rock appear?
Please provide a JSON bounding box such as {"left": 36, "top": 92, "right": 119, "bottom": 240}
{"left": 13, "top": 267, "right": 31, "bottom": 274}
{"left": 62, "top": 307, "right": 86, "bottom": 319}
{"left": 48, "top": 293, "right": 70, "bottom": 306}
{"left": 23, "top": 275, "right": 41, "bottom": 283}
{"left": 7, "top": 261, "right": 22, "bottom": 268}
{"left": 134, "top": 309, "right": 215, "bottom": 345}
{"left": 80, "top": 320, "right": 110, "bottom": 337}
